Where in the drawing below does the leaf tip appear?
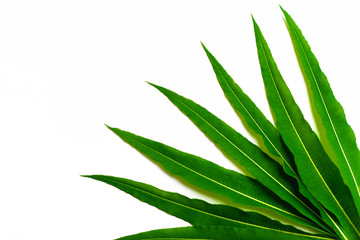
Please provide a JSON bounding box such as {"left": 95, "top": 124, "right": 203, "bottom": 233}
{"left": 251, "top": 15, "right": 258, "bottom": 27}
{"left": 147, "top": 82, "right": 162, "bottom": 92}
{"left": 147, "top": 82, "right": 171, "bottom": 98}
{"left": 105, "top": 124, "right": 114, "bottom": 131}
{"left": 81, "top": 174, "right": 95, "bottom": 179}
{"left": 146, "top": 81, "right": 157, "bottom": 88}
{"left": 200, "top": 41, "right": 206, "bottom": 50}
{"left": 105, "top": 125, "right": 127, "bottom": 138}
{"left": 201, "top": 42, "right": 211, "bottom": 56}
{"left": 279, "top": 5, "right": 289, "bottom": 17}
{"left": 201, "top": 42, "right": 216, "bottom": 64}
{"left": 81, "top": 175, "right": 110, "bottom": 183}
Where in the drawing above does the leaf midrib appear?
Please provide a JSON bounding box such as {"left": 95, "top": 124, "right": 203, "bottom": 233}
{"left": 256, "top": 26, "right": 351, "bottom": 239}
{"left": 211, "top": 56, "right": 299, "bottom": 179}
{"left": 104, "top": 177, "right": 334, "bottom": 240}
{"left": 210, "top": 53, "right": 340, "bottom": 234}
{"left": 121, "top": 131, "right": 301, "bottom": 220}
{"left": 160, "top": 88, "right": 318, "bottom": 226}
{"left": 288, "top": 19, "right": 360, "bottom": 200}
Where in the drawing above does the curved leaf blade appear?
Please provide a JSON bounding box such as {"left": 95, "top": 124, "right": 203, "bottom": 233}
{"left": 115, "top": 226, "right": 242, "bottom": 240}
{"left": 253, "top": 16, "right": 360, "bottom": 240}
{"left": 281, "top": 7, "right": 360, "bottom": 216}
{"left": 149, "top": 82, "right": 329, "bottom": 233}
{"left": 106, "top": 126, "right": 314, "bottom": 228}
{"left": 84, "top": 175, "right": 332, "bottom": 240}
{"left": 201, "top": 42, "right": 295, "bottom": 171}
{"left": 115, "top": 226, "right": 335, "bottom": 240}
{"left": 201, "top": 43, "right": 338, "bottom": 236}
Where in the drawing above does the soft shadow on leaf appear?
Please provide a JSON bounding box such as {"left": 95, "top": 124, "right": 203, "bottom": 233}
{"left": 281, "top": 18, "right": 338, "bottom": 167}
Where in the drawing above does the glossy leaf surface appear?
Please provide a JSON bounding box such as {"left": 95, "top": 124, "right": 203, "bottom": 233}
{"left": 201, "top": 43, "right": 336, "bottom": 235}
{"left": 116, "top": 226, "right": 334, "bottom": 240}
{"left": 202, "top": 42, "right": 295, "bottom": 170}
{"left": 85, "top": 175, "right": 332, "bottom": 240}
{"left": 150, "top": 82, "right": 328, "bottom": 231}
{"left": 281, "top": 8, "right": 360, "bottom": 217}
{"left": 253, "top": 16, "right": 360, "bottom": 240}
{"left": 107, "top": 126, "right": 313, "bottom": 228}
{"left": 84, "top": 7, "right": 360, "bottom": 240}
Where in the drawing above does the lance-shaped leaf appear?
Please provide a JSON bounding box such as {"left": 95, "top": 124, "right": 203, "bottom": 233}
{"left": 202, "top": 43, "right": 338, "bottom": 236}
{"left": 115, "top": 226, "right": 335, "bottom": 240}
{"left": 148, "top": 83, "right": 330, "bottom": 233}
{"left": 106, "top": 126, "right": 318, "bottom": 230}
{"left": 115, "top": 226, "right": 242, "bottom": 240}
{"left": 281, "top": 7, "right": 360, "bottom": 216}
{"left": 84, "top": 175, "right": 333, "bottom": 240}
{"left": 253, "top": 17, "right": 360, "bottom": 240}
{"left": 202, "top": 42, "right": 295, "bottom": 170}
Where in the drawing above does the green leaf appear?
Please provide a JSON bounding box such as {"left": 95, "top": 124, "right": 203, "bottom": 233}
{"left": 149, "top": 83, "right": 329, "bottom": 233}
{"left": 115, "top": 226, "right": 335, "bottom": 240}
{"left": 253, "top": 16, "right": 360, "bottom": 240}
{"left": 202, "top": 43, "right": 339, "bottom": 236}
{"left": 281, "top": 7, "right": 360, "bottom": 216}
{"left": 115, "top": 226, "right": 242, "bottom": 240}
{"left": 84, "top": 175, "right": 332, "bottom": 240}
{"left": 201, "top": 42, "right": 295, "bottom": 170}
{"left": 106, "top": 126, "right": 315, "bottom": 229}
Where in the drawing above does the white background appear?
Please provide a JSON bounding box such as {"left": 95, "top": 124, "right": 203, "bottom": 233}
{"left": 0, "top": 0, "right": 359, "bottom": 239}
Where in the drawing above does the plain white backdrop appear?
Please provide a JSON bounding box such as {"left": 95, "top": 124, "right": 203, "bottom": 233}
{"left": 0, "top": 0, "right": 359, "bottom": 239}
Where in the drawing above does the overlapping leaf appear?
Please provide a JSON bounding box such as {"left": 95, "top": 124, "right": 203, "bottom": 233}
{"left": 281, "top": 8, "right": 360, "bottom": 217}
{"left": 201, "top": 43, "right": 295, "bottom": 170}
{"left": 253, "top": 16, "right": 360, "bottom": 240}
{"left": 85, "top": 6, "right": 360, "bottom": 240}
{"left": 84, "top": 175, "right": 333, "bottom": 240}
{"left": 106, "top": 126, "right": 314, "bottom": 229}
{"left": 201, "top": 43, "right": 338, "bottom": 236}
{"left": 115, "top": 226, "right": 244, "bottom": 240}
{"left": 115, "top": 226, "right": 334, "bottom": 240}
{"left": 149, "top": 83, "right": 329, "bottom": 232}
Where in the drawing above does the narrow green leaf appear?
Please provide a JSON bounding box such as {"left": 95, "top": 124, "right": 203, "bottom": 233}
{"left": 201, "top": 42, "right": 295, "bottom": 170}
{"left": 253, "top": 16, "right": 360, "bottom": 240}
{"left": 107, "top": 126, "right": 314, "bottom": 229}
{"left": 149, "top": 82, "right": 330, "bottom": 233}
{"left": 115, "top": 226, "right": 242, "bottom": 240}
{"left": 201, "top": 43, "right": 338, "bottom": 236}
{"left": 281, "top": 7, "right": 360, "bottom": 216}
{"left": 115, "top": 226, "right": 335, "bottom": 240}
{"left": 84, "top": 175, "right": 332, "bottom": 240}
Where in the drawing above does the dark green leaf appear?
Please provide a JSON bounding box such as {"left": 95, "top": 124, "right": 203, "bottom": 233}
{"left": 84, "top": 175, "right": 332, "bottom": 240}
{"left": 202, "top": 42, "right": 295, "bottom": 170}
{"left": 202, "top": 43, "right": 339, "bottom": 236}
{"left": 107, "top": 126, "right": 314, "bottom": 229}
{"left": 115, "top": 226, "right": 335, "bottom": 240}
{"left": 281, "top": 7, "right": 360, "bottom": 217}
{"left": 253, "top": 15, "right": 360, "bottom": 240}
{"left": 149, "top": 82, "right": 329, "bottom": 233}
